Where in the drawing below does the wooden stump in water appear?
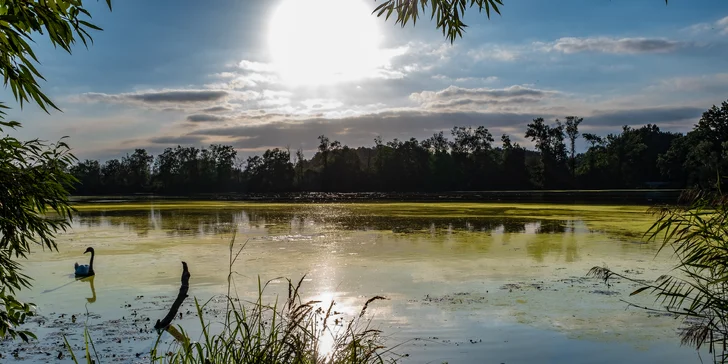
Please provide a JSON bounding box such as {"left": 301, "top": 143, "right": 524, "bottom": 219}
{"left": 154, "top": 261, "right": 190, "bottom": 337}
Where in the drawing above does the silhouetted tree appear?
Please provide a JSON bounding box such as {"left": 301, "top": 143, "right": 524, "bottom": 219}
{"left": 525, "top": 118, "right": 569, "bottom": 189}
{"left": 565, "top": 116, "right": 582, "bottom": 180}
{"left": 68, "top": 102, "right": 728, "bottom": 195}
{"left": 659, "top": 101, "right": 728, "bottom": 190}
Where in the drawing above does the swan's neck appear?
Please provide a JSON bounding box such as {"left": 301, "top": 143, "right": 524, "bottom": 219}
{"left": 88, "top": 251, "right": 95, "bottom": 273}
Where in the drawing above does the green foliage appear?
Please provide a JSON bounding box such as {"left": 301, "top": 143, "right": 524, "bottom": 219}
{"left": 525, "top": 118, "right": 569, "bottom": 189}
{"left": 659, "top": 101, "right": 728, "bottom": 190}
{"left": 374, "top": 0, "right": 667, "bottom": 43}
{"left": 375, "top": 0, "right": 502, "bottom": 43}
{"left": 0, "top": 119, "right": 78, "bottom": 340}
{"left": 565, "top": 116, "right": 582, "bottom": 178}
{"left": 578, "top": 124, "right": 680, "bottom": 189}
{"left": 0, "top": 0, "right": 111, "bottom": 341}
{"left": 589, "top": 189, "right": 728, "bottom": 363}
{"left": 65, "top": 285, "right": 395, "bottom": 364}
{"left": 151, "top": 286, "right": 392, "bottom": 364}
{"left": 244, "top": 148, "right": 295, "bottom": 193}
{"left": 0, "top": 0, "right": 111, "bottom": 113}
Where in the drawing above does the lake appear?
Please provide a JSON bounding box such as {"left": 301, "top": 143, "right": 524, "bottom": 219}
{"left": 3, "top": 201, "right": 706, "bottom": 363}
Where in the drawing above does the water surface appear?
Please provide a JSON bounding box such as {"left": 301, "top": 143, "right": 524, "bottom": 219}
{"left": 6, "top": 202, "right": 705, "bottom": 363}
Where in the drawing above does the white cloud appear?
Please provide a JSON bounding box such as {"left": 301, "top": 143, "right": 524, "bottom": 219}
{"left": 720, "top": 16, "right": 728, "bottom": 34}
{"left": 300, "top": 99, "right": 344, "bottom": 110}
{"left": 212, "top": 72, "right": 238, "bottom": 79}
{"left": 685, "top": 15, "right": 728, "bottom": 35}
{"left": 468, "top": 47, "right": 519, "bottom": 61}
{"left": 238, "top": 60, "right": 276, "bottom": 73}
{"left": 432, "top": 75, "right": 499, "bottom": 84}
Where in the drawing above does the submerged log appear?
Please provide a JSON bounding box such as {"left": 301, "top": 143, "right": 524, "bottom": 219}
{"left": 154, "top": 261, "right": 190, "bottom": 333}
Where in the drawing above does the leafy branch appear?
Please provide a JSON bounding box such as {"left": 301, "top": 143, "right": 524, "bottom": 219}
{"left": 374, "top": 0, "right": 668, "bottom": 43}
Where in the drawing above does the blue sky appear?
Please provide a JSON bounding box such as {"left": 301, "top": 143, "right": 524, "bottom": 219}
{"left": 6, "top": 0, "right": 728, "bottom": 160}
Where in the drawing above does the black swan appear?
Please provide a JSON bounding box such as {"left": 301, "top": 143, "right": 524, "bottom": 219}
{"left": 74, "top": 247, "right": 95, "bottom": 277}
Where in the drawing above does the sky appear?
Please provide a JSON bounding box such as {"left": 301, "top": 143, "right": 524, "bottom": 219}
{"left": 5, "top": 0, "right": 728, "bottom": 161}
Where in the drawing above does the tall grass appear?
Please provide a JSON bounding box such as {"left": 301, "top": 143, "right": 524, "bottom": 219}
{"left": 66, "top": 233, "right": 399, "bottom": 363}
{"left": 589, "top": 189, "right": 728, "bottom": 363}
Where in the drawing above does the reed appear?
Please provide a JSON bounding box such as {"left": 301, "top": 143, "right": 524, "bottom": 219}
{"left": 65, "top": 232, "right": 399, "bottom": 364}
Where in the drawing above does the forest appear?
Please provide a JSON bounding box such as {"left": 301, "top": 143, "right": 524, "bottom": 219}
{"left": 69, "top": 101, "right": 728, "bottom": 195}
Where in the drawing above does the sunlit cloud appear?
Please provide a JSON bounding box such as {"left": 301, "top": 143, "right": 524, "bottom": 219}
{"left": 467, "top": 46, "right": 520, "bottom": 61}
{"left": 238, "top": 60, "right": 276, "bottom": 73}
{"left": 685, "top": 15, "right": 728, "bottom": 35}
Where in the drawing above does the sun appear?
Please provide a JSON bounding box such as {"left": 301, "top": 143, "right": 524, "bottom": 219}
{"left": 268, "top": 0, "right": 383, "bottom": 86}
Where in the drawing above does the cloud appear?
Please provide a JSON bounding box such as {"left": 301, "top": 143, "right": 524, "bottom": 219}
{"left": 186, "top": 114, "right": 231, "bottom": 123}
{"left": 432, "top": 75, "right": 499, "bottom": 84}
{"left": 78, "top": 90, "right": 229, "bottom": 104}
{"left": 377, "top": 42, "right": 453, "bottom": 79}
{"left": 539, "top": 37, "right": 684, "bottom": 54}
{"left": 410, "top": 85, "right": 560, "bottom": 110}
{"left": 95, "top": 101, "right": 708, "bottom": 159}
{"left": 720, "top": 16, "right": 728, "bottom": 34}
{"left": 588, "top": 106, "right": 704, "bottom": 127}
{"left": 238, "top": 60, "right": 275, "bottom": 73}
{"left": 651, "top": 73, "right": 728, "bottom": 94}
{"left": 212, "top": 72, "right": 238, "bottom": 79}
{"left": 300, "top": 99, "right": 344, "bottom": 110}
{"left": 181, "top": 109, "right": 545, "bottom": 151}
{"left": 414, "top": 85, "right": 553, "bottom": 100}
{"left": 201, "top": 105, "right": 234, "bottom": 113}
{"left": 686, "top": 16, "right": 728, "bottom": 35}
{"left": 149, "top": 135, "right": 207, "bottom": 145}
{"left": 467, "top": 47, "right": 520, "bottom": 61}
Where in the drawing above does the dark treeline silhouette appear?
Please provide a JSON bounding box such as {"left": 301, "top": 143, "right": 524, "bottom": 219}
{"left": 69, "top": 101, "right": 728, "bottom": 195}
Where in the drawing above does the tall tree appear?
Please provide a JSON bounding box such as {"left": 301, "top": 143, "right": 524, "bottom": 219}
{"left": 659, "top": 101, "right": 728, "bottom": 190}
{"left": 525, "top": 118, "right": 568, "bottom": 189}
{"left": 69, "top": 159, "right": 102, "bottom": 195}
{"left": 564, "top": 116, "right": 583, "bottom": 180}
{"left": 500, "top": 134, "right": 530, "bottom": 189}
{"left": 122, "top": 149, "right": 153, "bottom": 192}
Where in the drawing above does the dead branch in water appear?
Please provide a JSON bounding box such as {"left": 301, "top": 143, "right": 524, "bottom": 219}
{"left": 155, "top": 261, "right": 190, "bottom": 333}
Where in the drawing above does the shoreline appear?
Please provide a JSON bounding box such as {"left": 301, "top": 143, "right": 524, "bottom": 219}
{"left": 70, "top": 189, "right": 683, "bottom": 205}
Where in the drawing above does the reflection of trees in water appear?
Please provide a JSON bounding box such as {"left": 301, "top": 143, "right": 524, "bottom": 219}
{"left": 535, "top": 220, "right": 567, "bottom": 234}
{"left": 73, "top": 207, "right": 584, "bottom": 246}
{"left": 502, "top": 221, "right": 527, "bottom": 234}
{"left": 71, "top": 206, "right": 596, "bottom": 263}
{"left": 526, "top": 220, "right": 581, "bottom": 263}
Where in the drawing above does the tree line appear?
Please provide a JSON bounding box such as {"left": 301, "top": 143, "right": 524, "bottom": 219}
{"left": 69, "top": 101, "right": 728, "bottom": 195}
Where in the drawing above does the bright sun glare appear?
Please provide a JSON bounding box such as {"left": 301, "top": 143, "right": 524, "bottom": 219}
{"left": 268, "top": 0, "right": 382, "bottom": 86}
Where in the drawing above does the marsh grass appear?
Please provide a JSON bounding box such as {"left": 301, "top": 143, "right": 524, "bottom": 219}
{"left": 589, "top": 189, "right": 728, "bottom": 363}
{"left": 65, "top": 232, "right": 399, "bottom": 364}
